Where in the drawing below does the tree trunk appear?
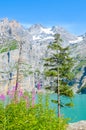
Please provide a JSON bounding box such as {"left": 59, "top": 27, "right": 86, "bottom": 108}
{"left": 58, "top": 66, "right": 60, "bottom": 117}
{"left": 14, "top": 42, "right": 22, "bottom": 100}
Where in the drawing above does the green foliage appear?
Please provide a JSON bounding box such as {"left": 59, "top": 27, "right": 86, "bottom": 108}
{"left": 44, "top": 34, "right": 74, "bottom": 116}
{"left": 0, "top": 95, "right": 68, "bottom": 130}
{"left": 44, "top": 34, "right": 74, "bottom": 91}
{"left": 51, "top": 98, "right": 74, "bottom": 108}
{"left": 58, "top": 85, "right": 74, "bottom": 97}
{"left": 0, "top": 47, "right": 8, "bottom": 53}
{"left": 0, "top": 40, "right": 18, "bottom": 53}
{"left": 0, "top": 103, "right": 5, "bottom": 130}
{"left": 9, "top": 40, "right": 18, "bottom": 51}
{"left": 65, "top": 101, "right": 74, "bottom": 107}
{"left": 44, "top": 34, "right": 74, "bottom": 81}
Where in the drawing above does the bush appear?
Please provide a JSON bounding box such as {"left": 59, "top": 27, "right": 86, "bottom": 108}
{"left": 0, "top": 94, "right": 68, "bottom": 130}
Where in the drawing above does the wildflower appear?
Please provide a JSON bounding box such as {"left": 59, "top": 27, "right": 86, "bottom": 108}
{"left": 0, "top": 94, "right": 5, "bottom": 101}
{"left": 7, "top": 86, "right": 15, "bottom": 98}
{"left": 18, "top": 89, "right": 23, "bottom": 97}
{"left": 37, "top": 82, "right": 41, "bottom": 90}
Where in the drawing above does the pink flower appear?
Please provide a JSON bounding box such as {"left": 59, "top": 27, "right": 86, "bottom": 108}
{"left": 7, "top": 87, "right": 15, "bottom": 98}
{"left": 18, "top": 89, "right": 23, "bottom": 97}
{"left": 37, "top": 82, "right": 41, "bottom": 90}
{"left": 7, "top": 84, "right": 24, "bottom": 100}
{"left": 7, "top": 89, "right": 11, "bottom": 95}
{"left": 0, "top": 94, "right": 5, "bottom": 101}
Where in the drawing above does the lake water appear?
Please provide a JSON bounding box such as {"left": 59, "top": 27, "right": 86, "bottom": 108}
{"left": 50, "top": 93, "right": 86, "bottom": 123}
{"left": 2, "top": 93, "right": 86, "bottom": 123}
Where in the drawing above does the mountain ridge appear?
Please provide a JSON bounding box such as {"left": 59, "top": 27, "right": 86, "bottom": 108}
{"left": 0, "top": 18, "right": 86, "bottom": 93}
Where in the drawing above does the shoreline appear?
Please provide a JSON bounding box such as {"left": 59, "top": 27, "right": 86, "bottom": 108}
{"left": 67, "top": 120, "right": 86, "bottom": 130}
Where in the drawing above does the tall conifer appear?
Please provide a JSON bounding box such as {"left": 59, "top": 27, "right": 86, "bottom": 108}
{"left": 44, "top": 34, "right": 74, "bottom": 117}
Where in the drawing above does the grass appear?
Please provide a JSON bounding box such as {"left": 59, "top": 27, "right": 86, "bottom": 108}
{"left": 0, "top": 40, "right": 18, "bottom": 53}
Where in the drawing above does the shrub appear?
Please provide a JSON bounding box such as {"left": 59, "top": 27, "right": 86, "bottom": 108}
{"left": 0, "top": 93, "right": 68, "bottom": 130}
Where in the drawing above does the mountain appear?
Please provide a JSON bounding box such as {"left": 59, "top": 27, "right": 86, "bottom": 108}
{"left": 0, "top": 18, "right": 86, "bottom": 94}
{"left": 70, "top": 35, "right": 86, "bottom": 93}
{"left": 0, "top": 18, "right": 33, "bottom": 43}
{"left": 0, "top": 18, "right": 82, "bottom": 45}
{"left": 28, "top": 24, "right": 81, "bottom": 46}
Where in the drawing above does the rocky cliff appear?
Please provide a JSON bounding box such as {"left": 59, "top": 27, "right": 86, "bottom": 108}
{"left": 0, "top": 18, "right": 86, "bottom": 93}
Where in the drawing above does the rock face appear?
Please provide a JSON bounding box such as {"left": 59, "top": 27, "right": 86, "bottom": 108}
{"left": 67, "top": 120, "right": 86, "bottom": 130}
{"left": 70, "top": 35, "right": 86, "bottom": 93}
{"left": 28, "top": 24, "right": 79, "bottom": 46}
{"left": 0, "top": 18, "right": 86, "bottom": 93}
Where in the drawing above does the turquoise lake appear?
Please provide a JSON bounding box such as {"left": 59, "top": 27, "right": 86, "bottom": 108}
{"left": 3, "top": 93, "right": 86, "bottom": 123}
{"left": 50, "top": 93, "right": 86, "bottom": 123}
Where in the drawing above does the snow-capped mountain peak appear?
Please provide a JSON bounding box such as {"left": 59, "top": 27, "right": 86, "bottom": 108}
{"left": 0, "top": 18, "right": 83, "bottom": 46}
{"left": 69, "top": 36, "right": 83, "bottom": 44}
{"left": 28, "top": 24, "right": 80, "bottom": 45}
{"left": 40, "top": 27, "right": 54, "bottom": 35}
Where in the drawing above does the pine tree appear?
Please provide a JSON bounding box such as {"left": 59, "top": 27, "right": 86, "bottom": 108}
{"left": 44, "top": 34, "right": 74, "bottom": 117}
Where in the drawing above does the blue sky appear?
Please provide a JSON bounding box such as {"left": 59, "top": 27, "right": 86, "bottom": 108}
{"left": 0, "top": 0, "right": 86, "bottom": 35}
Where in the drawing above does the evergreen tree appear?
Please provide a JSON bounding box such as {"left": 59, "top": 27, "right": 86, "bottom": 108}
{"left": 44, "top": 34, "right": 74, "bottom": 117}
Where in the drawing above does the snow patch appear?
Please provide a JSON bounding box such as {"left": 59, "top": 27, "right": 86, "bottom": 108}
{"left": 41, "top": 36, "right": 54, "bottom": 40}
{"left": 33, "top": 35, "right": 54, "bottom": 41}
{"left": 41, "top": 27, "right": 54, "bottom": 34}
{"left": 33, "top": 36, "right": 41, "bottom": 40}
{"left": 69, "top": 36, "right": 83, "bottom": 43}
